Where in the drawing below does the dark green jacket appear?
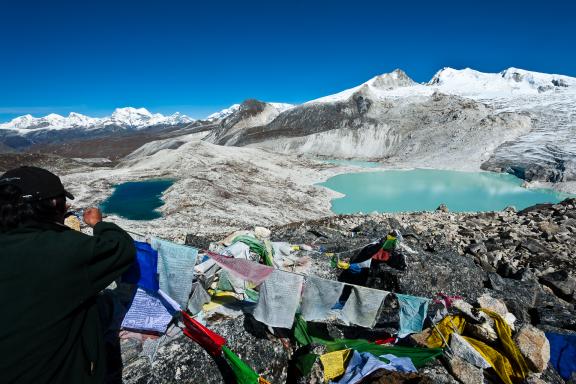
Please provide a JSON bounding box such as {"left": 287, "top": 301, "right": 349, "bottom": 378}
{"left": 0, "top": 221, "right": 135, "bottom": 383}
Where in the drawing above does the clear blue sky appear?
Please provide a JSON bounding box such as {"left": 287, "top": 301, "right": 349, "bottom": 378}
{"left": 1, "top": 0, "right": 575, "bottom": 122}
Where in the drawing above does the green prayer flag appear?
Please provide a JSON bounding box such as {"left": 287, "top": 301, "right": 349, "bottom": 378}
{"left": 293, "top": 315, "right": 332, "bottom": 346}
{"left": 293, "top": 316, "right": 442, "bottom": 369}
{"left": 233, "top": 235, "right": 274, "bottom": 266}
{"left": 381, "top": 238, "right": 397, "bottom": 250}
{"left": 295, "top": 353, "right": 318, "bottom": 376}
{"left": 330, "top": 255, "right": 337, "bottom": 268}
{"left": 244, "top": 287, "right": 260, "bottom": 302}
{"left": 217, "top": 270, "right": 235, "bottom": 292}
{"left": 293, "top": 314, "right": 314, "bottom": 346}
{"left": 324, "top": 339, "right": 443, "bottom": 368}
{"left": 222, "top": 345, "right": 260, "bottom": 384}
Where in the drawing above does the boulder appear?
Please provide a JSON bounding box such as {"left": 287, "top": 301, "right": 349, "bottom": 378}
{"left": 477, "top": 293, "right": 517, "bottom": 329}
{"left": 450, "top": 333, "right": 490, "bottom": 369}
{"left": 540, "top": 270, "right": 576, "bottom": 302}
{"left": 364, "top": 370, "right": 435, "bottom": 383}
{"left": 514, "top": 325, "right": 550, "bottom": 373}
{"left": 466, "top": 242, "right": 487, "bottom": 256}
{"left": 368, "top": 244, "right": 486, "bottom": 302}
{"left": 526, "top": 376, "right": 548, "bottom": 384}
{"left": 464, "top": 322, "right": 498, "bottom": 343}
{"left": 447, "top": 356, "right": 484, "bottom": 384}
{"left": 477, "top": 293, "right": 509, "bottom": 315}
{"left": 539, "top": 222, "right": 561, "bottom": 237}
{"left": 436, "top": 204, "right": 449, "bottom": 213}
{"left": 540, "top": 363, "right": 569, "bottom": 384}
{"left": 485, "top": 273, "right": 540, "bottom": 324}
{"left": 419, "top": 363, "right": 460, "bottom": 384}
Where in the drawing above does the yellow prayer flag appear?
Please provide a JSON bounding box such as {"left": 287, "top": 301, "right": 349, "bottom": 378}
{"left": 319, "top": 349, "right": 352, "bottom": 382}
{"left": 426, "top": 315, "right": 466, "bottom": 348}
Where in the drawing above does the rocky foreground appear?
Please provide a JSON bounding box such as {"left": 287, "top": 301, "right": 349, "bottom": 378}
{"left": 119, "top": 199, "right": 576, "bottom": 384}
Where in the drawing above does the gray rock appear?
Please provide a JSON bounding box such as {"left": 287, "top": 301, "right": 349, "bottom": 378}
{"left": 447, "top": 356, "right": 484, "bottom": 384}
{"left": 436, "top": 204, "right": 449, "bottom": 213}
{"left": 419, "top": 362, "right": 460, "bottom": 384}
{"left": 540, "top": 363, "right": 568, "bottom": 384}
{"left": 466, "top": 242, "right": 487, "bottom": 256}
{"left": 122, "top": 315, "right": 290, "bottom": 384}
{"left": 540, "top": 270, "right": 576, "bottom": 302}
{"left": 450, "top": 333, "right": 491, "bottom": 369}
{"left": 514, "top": 324, "right": 550, "bottom": 373}
{"left": 368, "top": 244, "right": 486, "bottom": 302}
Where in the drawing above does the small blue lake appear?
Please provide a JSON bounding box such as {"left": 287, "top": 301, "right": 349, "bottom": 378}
{"left": 101, "top": 179, "right": 174, "bottom": 220}
{"left": 320, "top": 169, "right": 572, "bottom": 214}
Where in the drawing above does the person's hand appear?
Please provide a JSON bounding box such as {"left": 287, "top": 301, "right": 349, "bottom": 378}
{"left": 83, "top": 207, "right": 103, "bottom": 227}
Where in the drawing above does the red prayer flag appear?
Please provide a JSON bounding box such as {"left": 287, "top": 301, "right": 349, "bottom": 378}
{"left": 374, "top": 337, "right": 396, "bottom": 345}
{"left": 181, "top": 311, "right": 226, "bottom": 356}
{"left": 372, "top": 249, "right": 391, "bottom": 261}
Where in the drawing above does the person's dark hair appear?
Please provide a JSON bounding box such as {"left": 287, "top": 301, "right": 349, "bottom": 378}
{"left": 0, "top": 184, "right": 67, "bottom": 230}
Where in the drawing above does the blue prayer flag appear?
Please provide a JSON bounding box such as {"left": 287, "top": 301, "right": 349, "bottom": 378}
{"left": 122, "top": 241, "right": 159, "bottom": 292}
{"left": 546, "top": 332, "right": 576, "bottom": 380}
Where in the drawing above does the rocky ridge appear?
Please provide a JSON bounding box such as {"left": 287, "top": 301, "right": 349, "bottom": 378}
{"left": 119, "top": 199, "right": 576, "bottom": 383}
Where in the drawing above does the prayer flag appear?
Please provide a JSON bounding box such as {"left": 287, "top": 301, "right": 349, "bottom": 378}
{"left": 181, "top": 311, "right": 226, "bottom": 356}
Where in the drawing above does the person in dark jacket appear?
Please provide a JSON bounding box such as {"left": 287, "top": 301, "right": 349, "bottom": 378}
{"left": 0, "top": 166, "right": 136, "bottom": 384}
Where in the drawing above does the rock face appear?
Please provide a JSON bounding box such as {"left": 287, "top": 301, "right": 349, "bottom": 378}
{"left": 514, "top": 325, "right": 551, "bottom": 373}
{"left": 122, "top": 315, "right": 290, "bottom": 384}
{"left": 206, "top": 92, "right": 531, "bottom": 171}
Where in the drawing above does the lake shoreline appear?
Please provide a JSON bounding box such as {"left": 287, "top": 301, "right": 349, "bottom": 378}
{"left": 60, "top": 138, "right": 575, "bottom": 241}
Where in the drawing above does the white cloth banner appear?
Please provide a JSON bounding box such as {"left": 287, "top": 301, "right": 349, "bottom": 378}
{"left": 341, "top": 285, "right": 388, "bottom": 328}
{"left": 252, "top": 269, "right": 304, "bottom": 329}
{"left": 300, "top": 276, "right": 343, "bottom": 321}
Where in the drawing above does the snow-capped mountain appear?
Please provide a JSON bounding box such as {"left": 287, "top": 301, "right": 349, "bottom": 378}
{"left": 0, "top": 107, "right": 194, "bottom": 132}
{"left": 1, "top": 113, "right": 99, "bottom": 131}
{"left": 310, "top": 69, "right": 420, "bottom": 103}
{"left": 430, "top": 67, "right": 576, "bottom": 97}
{"left": 206, "top": 102, "right": 293, "bottom": 121}
{"left": 204, "top": 67, "right": 575, "bottom": 185}
{"left": 308, "top": 67, "right": 576, "bottom": 104}
{"left": 204, "top": 100, "right": 295, "bottom": 145}
{"left": 206, "top": 104, "right": 241, "bottom": 121}
{"left": 2, "top": 66, "right": 575, "bottom": 186}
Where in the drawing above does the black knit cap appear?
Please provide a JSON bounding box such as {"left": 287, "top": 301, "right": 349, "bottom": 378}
{"left": 0, "top": 166, "right": 74, "bottom": 201}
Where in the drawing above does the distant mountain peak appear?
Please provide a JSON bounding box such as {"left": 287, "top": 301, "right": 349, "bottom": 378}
{"left": 429, "top": 67, "right": 576, "bottom": 95}
{"left": 207, "top": 104, "right": 241, "bottom": 121}
{"left": 207, "top": 101, "right": 293, "bottom": 122}
{"left": 368, "top": 69, "right": 416, "bottom": 89}
{"left": 0, "top": 108, "right": 194, "bottom": 132}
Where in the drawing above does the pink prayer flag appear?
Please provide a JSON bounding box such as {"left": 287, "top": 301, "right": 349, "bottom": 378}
{"left": 207, "top": 251, "right": 274, "bottom": 285}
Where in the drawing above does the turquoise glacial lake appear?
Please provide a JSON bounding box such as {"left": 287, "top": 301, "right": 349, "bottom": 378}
{"left": 101, "top": 179, "right": 174, "bottom": 220}
{"left": 320, "top": 169, "right": 572, "bottom": 214}
{"left": 323, "top": 159, "right": 384, "bottom": 168}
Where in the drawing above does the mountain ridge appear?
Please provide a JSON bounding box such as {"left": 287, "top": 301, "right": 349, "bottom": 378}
{"left": 0, "top": 107, "right": 194, "bottom": 131}
{"left": 2, "top": 66, "right": 575, "bottom": 186}
{"left": 2, "top": 66, "right": 575, "bottom": 133}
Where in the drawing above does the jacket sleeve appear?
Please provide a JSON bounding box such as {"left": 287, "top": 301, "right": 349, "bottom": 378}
{"left": 85, "top": 222, "right": 136, "bottom": 296}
